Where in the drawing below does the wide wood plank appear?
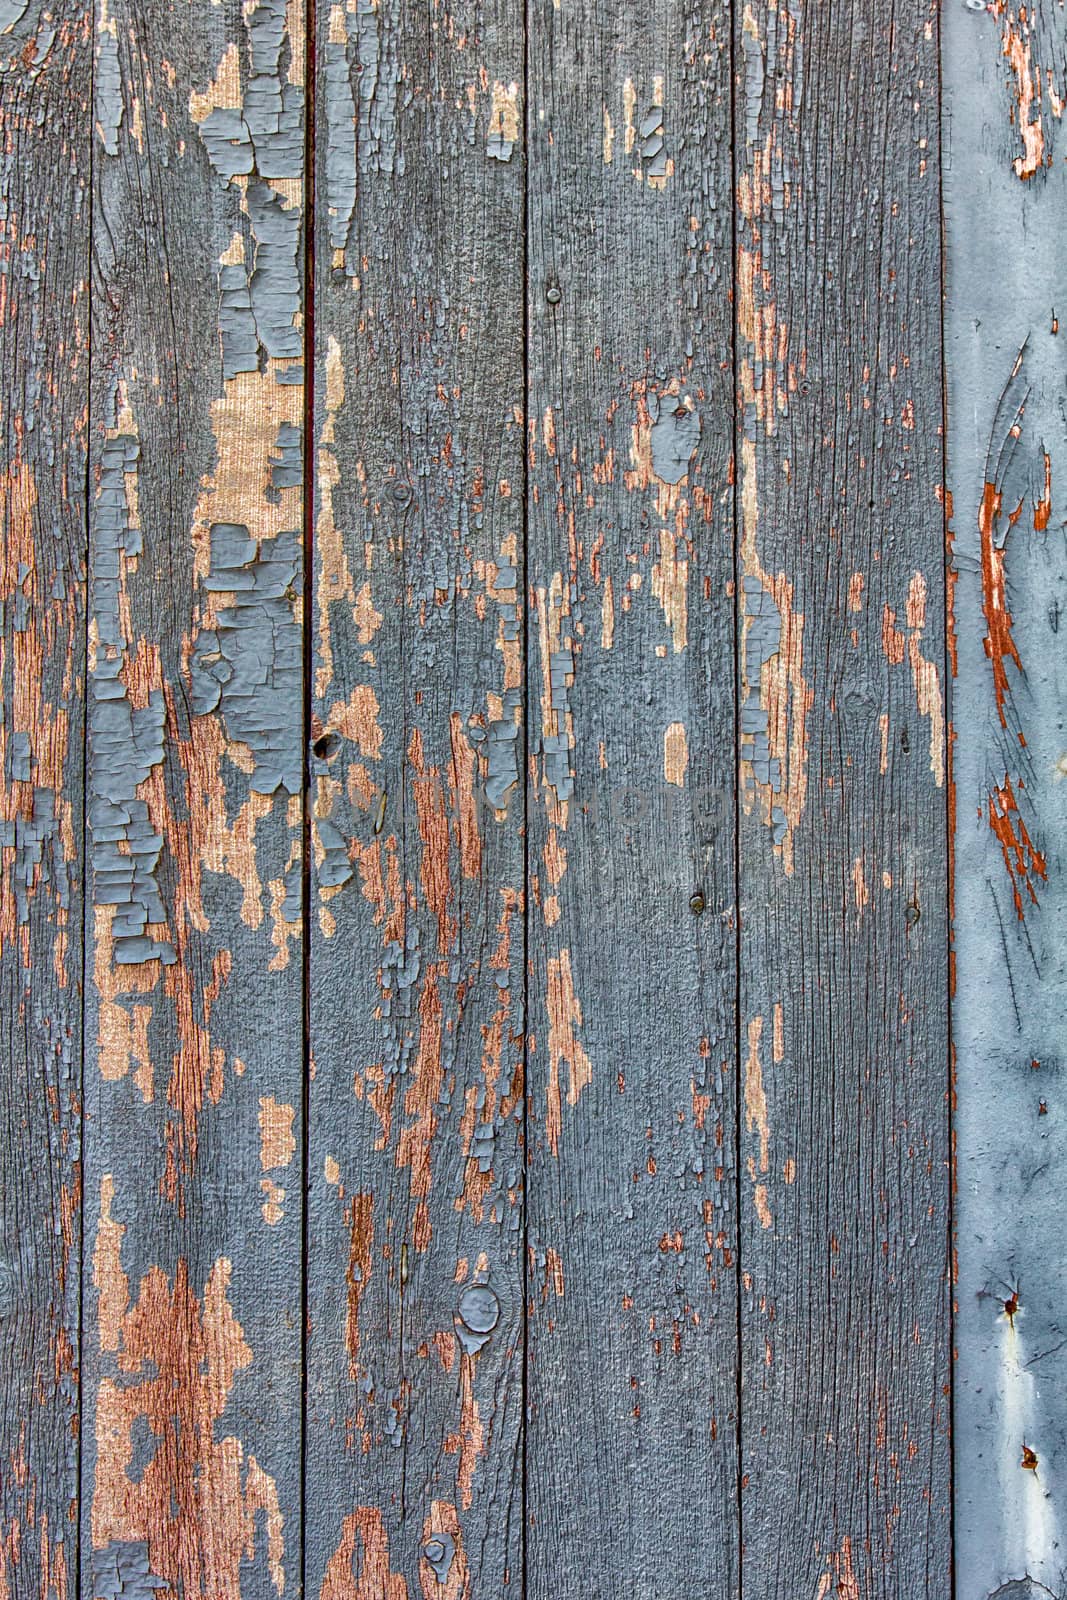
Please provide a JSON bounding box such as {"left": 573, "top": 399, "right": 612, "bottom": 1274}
{"left": 82, "top": 4, "right": 307, "bottom": 1594}
{"left": 524, "top": 6, "right": 740, "bottom": 1594}
{"left": 944, "top": 3, "right": 1067, "bottom": 1592}
{"left": 305, "top": 2, "right": 526, "bottom": 1593}
{"left": 734, "top": 1, "right": 951, "bottom": 1593}
{"left": 0, "top": 7, "right": 90, "bottom": 1597}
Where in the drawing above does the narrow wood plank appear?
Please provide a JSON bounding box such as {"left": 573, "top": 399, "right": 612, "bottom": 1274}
{"left": 733, "top": 2, "right": 952, "bottom": 1594}
{"left": 0, "top": 7, "right": 90, "bottom": 1597}
{"left": 524, "top": 8, "right": 739, "bottom": 1594}
{"left": 944, "top": 4, "right": 1067, "bottom": 1592}
{"left": 82, "top": 4, "right": 307, "bottom": 1594}
{"left": 305, "top": 4, "right": 526, "bottom": 1594}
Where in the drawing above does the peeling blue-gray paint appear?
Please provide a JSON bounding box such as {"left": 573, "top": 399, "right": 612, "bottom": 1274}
{"left": 316, "top": 817, "right": 352, "bottom": 887}
{"left": 740, "top": 575, "right": 786, "bottom": 843}
{"left": 93, "top": 1541, "right": 169, "bottom": 1600}
{"left": 0, "top": 788, "right": 68, "bottom": 927}
{"left": 486, "top": 691, "right": 521, "bottom": 807}
{"left": 195, "top": 0, "right": 304, "bottom": 367}
{"left": 245, "top": 0, "right": 303, "bottom": 178}
{"left": 638, "top": 103, "right": 669, "bottom": 181}
{"left": 219, "top": 248, "right": 259, "bottom": 378}
{"left": 353, "top": 0, "right": 401, "bottom": 178}
{"left": 89, "top": 433, "right": 174, "bottom": 966}
{"left": 94, "top": 23, "right": 122, "bottom": 155}
{"left": 741, "top": 20, "right": 764, "bottom": 148}
{"left": 192, "top": 523, "right": 303, "bottom": 795}
{"left": 198, "top": 0, "right": 303, "bottom": 182}
{"left": 0, "top": 543, "right": 74, "bottom": 922}
{"left": 324, "top": 33, "right": 356, "bottom": 254}
{"left": 541, "top": 627, "right": 574, "bottom": 802}
{"left": 270, "top": 421, "right": 303, "bottom": 491}
{"left": 648, "top": 390, "right": 699, "bottom": 483}
{"left": 247, "top": 182, "right": 303, "bottom": 362}
{"left": 197, "top": 106, "right": 255, "bottom": 182}
{"left": 0, "top": 0, "right": 29, "bottom": 34}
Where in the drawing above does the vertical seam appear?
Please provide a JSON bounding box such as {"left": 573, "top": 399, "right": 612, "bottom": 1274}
{"left": 300, "top": 0, "right": 317, "bottom": 1595}
{"left": 77, "top": 6, "right": 96, "bottom": 1594}
{"left": 520, "top": 2, "right": 531, "bottom": 1595}
{"left": 728, "top": 4, "right": 745, "bottom": 1594}
{"left": 936, "top": 0, "right": 956, "bottom": 1589}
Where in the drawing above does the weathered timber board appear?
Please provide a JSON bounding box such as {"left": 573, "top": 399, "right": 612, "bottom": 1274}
{"left": 82, "top": 4, "right": 307, "bottom": 1597}
{"left": 305, "top": 0, "right": 526, "bottom": 1595}
{"left": 945, "top": 1, "right": 1067, "bottom": 1593}
{"left": 523, "top": 4, "right": 740, "bottom": 1594}
{"left": 734, "top": 1, "right": 952, "bottom": 1594}
{"left": 0, "top": 6, "right": 90, "bottom": 1598}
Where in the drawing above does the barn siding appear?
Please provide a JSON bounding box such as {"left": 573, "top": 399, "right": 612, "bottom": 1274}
{"left": 945, "top": 1, "right": 1067, "bottom": 1593}
{"left": 734, "top": 2, "right": 952, "bottom": 1595}
{"left": 82, "top": 4, "right": 307, "bottom": 1595}
{"left": 0, "top": 7, "right": 90, "bottom": 1598}
{"left": 304, "top": 0, "right": 526, "bottom": 1591}
{"left": 3, "top": 0, "right": 1057, "bottom": 1593}
{"left": 523, "top": 1, "right": 740, "bottom": 1594}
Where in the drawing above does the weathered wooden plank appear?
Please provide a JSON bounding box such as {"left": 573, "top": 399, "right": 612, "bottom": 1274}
{"left": 305, "top": 3, "right": 526, "bottom": 1594}
{"left": 944, "top": 3, "right": 1067, "bottom": 1592}
{"left": 82, "top": 3, "right": 307, "bottom": 1595}
{"left": 0, "top": 6, "right": 90, "bottom": 1597}
{"left": 734, "top": 1, "right": 951, "bottom": 1593}
{"left": 523, "top": 8, "right": 739, "bottom": 1594}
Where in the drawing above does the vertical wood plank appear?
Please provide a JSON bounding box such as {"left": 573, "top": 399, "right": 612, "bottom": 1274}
{"left": 734, "top": 1, "right": 952, "bottom": 1593}
{"left": 944, "top": 2, "right": 1067, "bottom": 1592}
{"left": 0, "top": 6, "right": 90, "bottom": 1597}
{"left": 82, "top": 3, "right": 307, "bottom": 1594}
{"left": 305, "top": 2, "right": 526, "bottom": 1594}
{"left": 524, "top": 6, "right": 740, "bottom": 1594}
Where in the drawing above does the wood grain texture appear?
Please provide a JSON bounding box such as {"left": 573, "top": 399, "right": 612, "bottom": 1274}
{"left": 523, "top": 5, "right": 740, "bottom": 1595}
{"left": 82, "top": 3, "right": 306, "bottom": 1595}
{"left": 304, "top": 1, "right": 526, "bottom": 1595}
{"left": 734, "top": 1, "right": 951, "bottom": 1594}
{"left": 944, "top": 2, "right": 1067, "bottom": 1592}
{"left": 0, "top": 2, "right": 1040, "bottom": 1590}
{"left": 0, "top": 6, "right": 90, "bottom": 1598}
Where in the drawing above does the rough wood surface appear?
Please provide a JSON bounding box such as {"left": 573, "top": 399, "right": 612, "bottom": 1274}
{"left": 734, "top": 1, "right": 952, "bottom": 1594}
{"left": 945, "top": 2, "right": 1067, "bottom": 1593}
{"left": 304, "top": 1, "right": 526, "bottom": 1595}
{"left": 523, "top": 3, "right": 740, "bottom": 1593}
{"left": 0, "top": 0, "right": 1024, "bottom": 1591}
{"left": 82, "top": 3, "right": 306, "bottom": 1594}
{"left": 0, "top": 6, "right": 89, "bottom": 1598}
